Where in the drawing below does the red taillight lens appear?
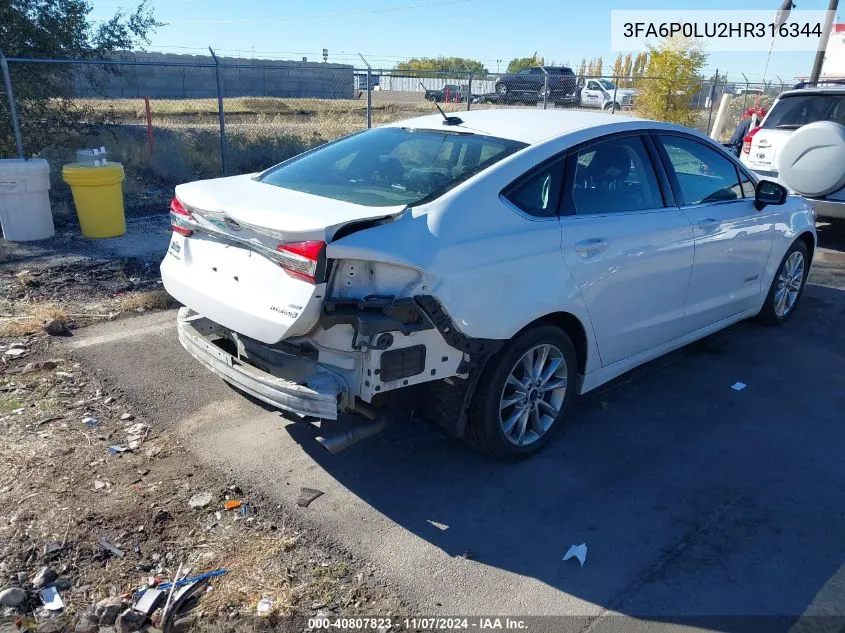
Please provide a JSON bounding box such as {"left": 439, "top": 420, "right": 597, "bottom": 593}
{"left": 742, "top": 126, "right": 761, "bottom": 155}
{"left": 169, "top": 197, "right": 194, "bottom": 237}
{"left": 276, "top": 240, "right": 326, "bottom": 284}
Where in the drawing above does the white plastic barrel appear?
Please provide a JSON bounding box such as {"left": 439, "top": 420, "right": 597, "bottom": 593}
{"left": 0, "top": 158, "right": 54, "bottom": 241}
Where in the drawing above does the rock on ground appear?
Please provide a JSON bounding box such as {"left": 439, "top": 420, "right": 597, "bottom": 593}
{"left": 116, "top": 608, "right": 147, "bottom": 633}
{"left": 0, "top": 586, "right": 26, "bottom": 606}
{"left": 42, "top": 319, "right": 66, "bottom": 335}
{"left": 188, "top": 491, "right": 213, "bottom": 508}
{"left": 32, "top": 566, "right": 58, "bottom": 588}
{"left": 95, "top": 597, "right": 124, "bottom": 626}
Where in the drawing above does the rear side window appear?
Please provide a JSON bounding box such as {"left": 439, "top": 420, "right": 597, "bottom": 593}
{"left": 504, "top": 158, "right": 565, "bottom": 218}
{"left": 259, "top": 127, "right": 526, "bottom": 207}
{"left": 658, "top": 136, "right": 742, "bottom": 205}
{"left": 568, "top": 136, "right": 664, "bottom": 214}
{"left": 762, "top": 94, "right": 845, "bottom": 129}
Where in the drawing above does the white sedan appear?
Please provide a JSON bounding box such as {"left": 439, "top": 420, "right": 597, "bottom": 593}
{"left": 161, "top": 110, "right": 816, "bottom": 461}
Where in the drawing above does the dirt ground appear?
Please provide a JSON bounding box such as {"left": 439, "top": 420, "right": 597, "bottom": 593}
{"left": 0, "top": 254, "right": 409, "bottom": 633}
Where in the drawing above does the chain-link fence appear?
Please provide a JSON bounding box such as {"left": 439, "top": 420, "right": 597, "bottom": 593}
{"left": 0, "top": 52, "right": 790, "bottom": 217}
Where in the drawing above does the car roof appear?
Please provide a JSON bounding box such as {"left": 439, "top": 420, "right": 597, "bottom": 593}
{"left": 383, "top": 109, "right": 648, "bottom": 145}
{"left": 778, "top": 86, "right": 845, "bottom": 98}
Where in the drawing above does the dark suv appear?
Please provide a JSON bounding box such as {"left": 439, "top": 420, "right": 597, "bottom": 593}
{"left": 494, "top": 66, "right": 578, "bottom": 105}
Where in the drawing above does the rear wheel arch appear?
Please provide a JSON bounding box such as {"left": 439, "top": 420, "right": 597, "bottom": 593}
{"left": 528, "top": 312, "right": 589, "bottom": 377}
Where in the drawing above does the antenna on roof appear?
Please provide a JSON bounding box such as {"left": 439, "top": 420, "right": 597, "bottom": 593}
{"left": 418, "top": 80, "right": 463, "bottom": 126}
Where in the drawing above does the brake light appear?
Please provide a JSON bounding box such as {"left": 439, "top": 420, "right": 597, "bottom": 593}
{"left": 276, "top": 240, "right": 326, "bottom": 284}
{"left": 169, "top": 197, "right": 194, "bottom": 237}
{"left": 742, "top": 126, "right": 761, "bottom": 155}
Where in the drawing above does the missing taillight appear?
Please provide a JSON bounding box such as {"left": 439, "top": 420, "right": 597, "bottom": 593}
{"left": 276, "top": 241, "right": 326, "bottom": 284}
{"left": 170, "top": 197, "right": 194, "bottom": 237}
{"left": 742, "top": 126, "right": 761, "bottom": 155}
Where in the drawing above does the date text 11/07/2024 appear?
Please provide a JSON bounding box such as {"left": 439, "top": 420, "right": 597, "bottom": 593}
{"left": 622, "top": 21, "right": 823, "bottom": 38}
{"left": 308, "top": 617, "right": 529, "bottom": 630}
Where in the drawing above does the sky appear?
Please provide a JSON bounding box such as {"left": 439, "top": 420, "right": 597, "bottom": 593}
{"left": 89, "top": 0, "right": 837, "bottom": 82}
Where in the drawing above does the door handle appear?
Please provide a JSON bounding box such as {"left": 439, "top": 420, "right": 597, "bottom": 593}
{"left": 574, "top": 238, "right": 609, "bottom": 257}
{"left": 697, "top": 218, "right": 721, "bottom": 230}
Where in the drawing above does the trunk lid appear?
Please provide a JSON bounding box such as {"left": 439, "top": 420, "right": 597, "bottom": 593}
{"left": 175, "top": 174, "right": 406, "bottom": 242}
{"left": 160, "top": 174, "right": 406, "bottom": 344}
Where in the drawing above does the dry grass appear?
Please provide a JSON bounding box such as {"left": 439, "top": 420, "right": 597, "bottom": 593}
{"left": 118, "top": 289, "right": 177, "bottom": 312}
{"left": 199, "top": 534, "right": 300, "bottom": 616}
{"left": 0, "top": 304, "right": 69, "bottom": 338}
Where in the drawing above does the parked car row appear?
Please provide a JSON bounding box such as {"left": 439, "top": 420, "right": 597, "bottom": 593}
{"left": 423, "top": 84, "right": 480, "bottom": 104}
{"left": 441, "top": 67, "right": 637, "bottom": 110}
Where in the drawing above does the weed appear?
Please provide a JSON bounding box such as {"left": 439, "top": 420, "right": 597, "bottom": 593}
{"left": 118, "top": 290, "right": 177, "bottom": 312}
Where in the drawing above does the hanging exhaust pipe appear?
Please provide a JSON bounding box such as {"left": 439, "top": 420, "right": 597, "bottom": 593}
{"left": 316, "top": 416, "right": 388, "bottom": 453}
{"left": 315, "top": 398, "right": 387, "bottom": 453}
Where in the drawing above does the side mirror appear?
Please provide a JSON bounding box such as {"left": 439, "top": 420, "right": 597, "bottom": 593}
{"left": 755, "top": 179, "right": 788, "bottom": 210}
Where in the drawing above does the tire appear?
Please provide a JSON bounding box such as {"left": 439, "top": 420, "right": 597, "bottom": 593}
{"left": 756, "top": 239, "right": 810, "bottom": 326}
{"left": 496, "top": 83, "right": 508, "bottom": 96}
{"left": 603, "top": 101, "right": 621, "bottom": 111}
{"left": 465, "top": 324, "right": 577, "bottom": 461}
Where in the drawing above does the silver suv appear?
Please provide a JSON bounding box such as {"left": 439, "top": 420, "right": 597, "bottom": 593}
{"left": 740, "top": 85, "right": 845, "bottom": 220}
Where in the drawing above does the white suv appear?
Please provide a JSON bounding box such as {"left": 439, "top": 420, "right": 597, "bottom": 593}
{"left": 741, "top": 85, "right": 845, "bottom": 219}
{"left": 162, "top": 110, "right": 815, "bottom": 460}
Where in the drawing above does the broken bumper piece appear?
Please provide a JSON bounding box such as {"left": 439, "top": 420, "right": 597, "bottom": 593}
{"left": 176, "top": 307, "right": 343, "bottom": 419}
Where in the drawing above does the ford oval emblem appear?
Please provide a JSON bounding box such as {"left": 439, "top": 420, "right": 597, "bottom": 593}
{"left": 224, "top": 217, "right": 242, "bottom": 231}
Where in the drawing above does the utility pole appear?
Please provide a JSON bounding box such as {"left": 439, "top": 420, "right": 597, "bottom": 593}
{"left": 809, "top": 0, "right": 839, "bottom": 83}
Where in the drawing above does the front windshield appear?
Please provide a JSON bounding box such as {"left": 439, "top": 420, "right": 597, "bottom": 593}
{"left": 258, "top": 127, "right": 526, "bottom": 207}
{"left": 598, "top": 79, "right": 615, "bottom": 90}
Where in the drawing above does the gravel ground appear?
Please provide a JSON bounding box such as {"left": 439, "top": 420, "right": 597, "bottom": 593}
{"left": 0, "top": 216, "right": 412, "bottom": 632}
{"left": 0, "top": 334, "right": 408, "bottom": 632}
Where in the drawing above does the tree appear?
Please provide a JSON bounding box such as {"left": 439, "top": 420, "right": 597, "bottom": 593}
{"left": 622, "top": 53, "right": 633, "bottom": 86}
{"left": 631, "top": 52, "right": 648, "bottom": 87}
{"left": 594, "top": 56, "right": 603, "bottom": 77}
{"left": 0, "top": 0, "right": 162, "bottom": 156}
{"left": 635, "top": 37, "right": 708, "bottom": 126}
{"left": 611, "top": 54, "right": 625, "bottom": 81}
{"left": 506, "top": 53, "right": 543, "bottom": 74}
{"left": 395, "top": 56, "right": 488, "bottom": 76}
{"left": 577, "top": 57, "right": 586, "bottom": 79}
{"left": 586, "top": 59, "right": 595, "bottom": 78}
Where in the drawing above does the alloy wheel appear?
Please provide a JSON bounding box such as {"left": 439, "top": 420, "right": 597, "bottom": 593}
{"left": 774, "top": 250, "right": 805, "bottom": 318}
{"left": 498, "top": 344, "right": 568, "bottom": 446}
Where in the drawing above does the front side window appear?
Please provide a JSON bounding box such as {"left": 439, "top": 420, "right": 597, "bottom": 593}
{"left": 568, "top": 136, "right": 664, "bottom": 214}
{"left": 658, "top": 136, "right": 743, "bottom": 205}
{"left": 739, "top": 169, "right": 755, "bottom": 198}
{"left": 259, "top": 127, "right": 526, "bottom": 207}
{"left": 598, "top": 79, "right": 615, "bottom": 90}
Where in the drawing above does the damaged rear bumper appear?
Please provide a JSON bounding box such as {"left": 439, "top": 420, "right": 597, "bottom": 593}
{"left": 176, "top": 307, "right": 344, "bottom": 419}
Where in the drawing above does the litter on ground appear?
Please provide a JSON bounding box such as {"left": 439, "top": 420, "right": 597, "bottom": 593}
{"left": 563, "top": 543, "right": 588, "bottom": 567}
{"left": 297, "top": 487, "right": 324, "bottom": 507}
{"left": 39, "top": 586, "right": 64, "bottom": 611}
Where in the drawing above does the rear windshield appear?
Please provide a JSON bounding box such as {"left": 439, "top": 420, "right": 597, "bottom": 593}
{"left": 762, "top": 93, "right": 845, "bottom": 129}
{"left": 258, "top": 127, "right": 527, "bottom": 207}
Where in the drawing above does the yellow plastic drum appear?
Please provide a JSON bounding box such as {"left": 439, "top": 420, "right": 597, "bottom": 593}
{"left": 62, "top": 162, "right": 126, "bottom": 238}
